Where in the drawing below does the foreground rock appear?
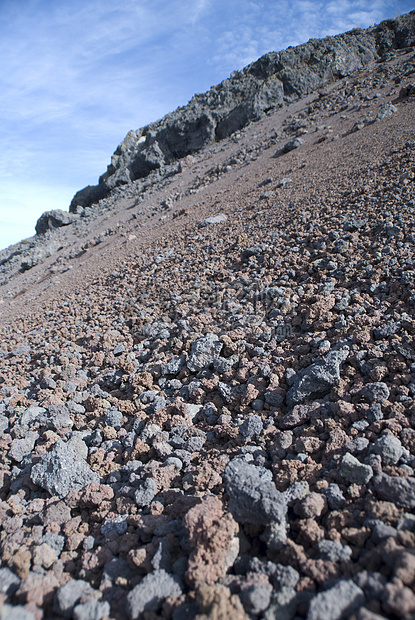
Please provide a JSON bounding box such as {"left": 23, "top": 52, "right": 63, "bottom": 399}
{"left": 30, "top": 440, "right": 100, "bottom": 497}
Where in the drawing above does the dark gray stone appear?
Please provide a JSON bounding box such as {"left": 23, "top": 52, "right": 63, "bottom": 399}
{"left": 344, "top": 437, "right": 369, "bottom": 454}
{"left": 366, "top": 403, "right": 383, "bottom": 423}
{"left": 54, "top": 580, "right": 99, "bottom": 618}
{"left": 317, "top": 539, "right": 352, "bottom": 563}
{"left": 126, "top": 570, "right": 182, "bottom": 619}
{"left": 339, "top": 452, "right": 373, "bottom": 485}
{"left": 271, "top": 564, "right": 300, "bottom": 589}
{"left": 371, "top": 434, "right": 402, "bottom": 465}
{"left": 15, "top": 405, "right": 47, "bottom": 429}
{"left": 134, "top": 478, "right": 158, "bottom": 507}
{"left": 100, "top": 369, "right": 124, "bottom": 388}
{"left": 0, "top": 568, "right": 20, "bottom": 596}
{"left": 40, "top": 377, "right": 57, "bottom": 389}
{"left": 183, "top": 436, "right": 204, "bottom": 452}
{"left": 9, "top": 431, "right": 38, "bottom": 462}
{"left": 187, "top": 333, "right": 223, "bottom": 372}
{"left": 367, "top": 519, "right": 397, "bottom": 544}
{"left": 286, "top": 346, "right": 349, "bottom": 407}
{"left": 73, "top": 600, "right": 111, "bottom": 620}
{"left": 46, "top": 404, "right": 74, "bottom": 430}
{"left": 263, "top": 587, "right": 307, "bottom": 620}
{"left": 359, "top": 382, "right": 390, "bottom": 404}
{"left": 104, "top": 408, "right": 123, "bottom": 429}
{"left": 223, "top": 459, "right": 287, "bottom": 526}
{"left": 217, "top": 381, "right": 245, "bottom": 405}
{"left": 372, "top": 473, "right": 415, "bottom": 509}
{"left": 241, "top": 246, "right": 264, "bottom": 261}
{"left": 101, "top": 515, "right": 128, "bottom": 538}
{"left": 354, "top": 570, "right": 387, "bottom": 600}
{"left": 264, "top": 391, "right": 284, "bottom": 407}
{"left": 240, "top": 581, "right": 273, "bottom": 615}
{"left": 239, "top": 415, "right": 264, "bottom": 441}
{"left": 161, "top": 354, "right": 186, "bottom": 376}
{"left": 307, "top": 579, "right": 365, "bottom": 620}
{"left": 30, "top": 440, "right": 99, "bottom": 498}
{"left": 213, "top": 355, "right": 239, "bottom": 373}
{"left": 16, "top": 404, "right": 73, "bottom": 433}
{"left": 373, "top": 322, "right": 400, "bottom": 339}
{"left": 35, "top": 209, "right": 78, "bottom": 235}
{"left": 283, "top": 137, "right": 304, "bottom": 152}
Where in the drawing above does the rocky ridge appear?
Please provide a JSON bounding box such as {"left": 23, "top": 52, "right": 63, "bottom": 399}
{"left": 0, "top": 12, "right": 415, "bottom": 620}
{"left": 1, "top": 10, "right": 415, "bottom": 284}
{"left": 69, "top": 10, "right": 415, "bottom": 209}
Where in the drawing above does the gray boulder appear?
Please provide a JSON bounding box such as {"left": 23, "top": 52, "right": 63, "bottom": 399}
{"left": 239, "top": 415, "right": 264, "bottom": 441}
{"left": 375, "top": 102, "right": 397, "bottom": 121}
{"left": 73, "top": 600, "right": 110, "bottom": 620}
{"left": 14, "top": 404, "right": 73, "bottom": 434}
{"left": 318, "top": 539, "right": 352, "bottom": 563}
{"left": 0, "top": 568, "right": 20, "bottom": 596}
{"left": 0, "top": 605, "right": 35, "bottom": 620}
{"left": 161, "top": 354, "right": 186, "bottom": 376}
{"left": 31, "top": 440, "right": 99, "bottom": 498}
{"left": 9, "top": 431, "right": 38, "bottom": 462}
{"left": 199, "top": 213, "right": 228, "bottom": 227}
{"left": 223, "top": 459, "right": 287, "bottom": 526}
{"left": 35, "top": 209, "right": 78, "bottom": 235}
{"left": 372, "top": 473, "right": 415, "bottom": 509}
{"left": 307, "top": 579, "right": 365, "bottom": 620}
{"left": 283, "top": 137, "right": 304, "bottom": 152}
{"left": 54, "top": 580, "right": 100, "bottom": 618}
{"left": 187, "top": 333, "right": 223, "bottom": 372}
{"left": 359, "top": 382, "right": 390, "bottom": 404}
{"left": 371, "top": 434, "right": 403, "bottom": 465}
{"left": 134, "top": 478, "right": 158, "bottom": 507}
{"left": 286, "top": 346, "right": 349, "bottom": 408}
{"left": 126, "top": 570, "right": 182, "bottom": 619}
{"left": 19, "top": 236, "right": 62, "bottom": 271}
{"left": 69, "top": 184, "right": 108, "bottom": 210}
{"left": 339, "top": 452, "right": 373, "bottom": 485}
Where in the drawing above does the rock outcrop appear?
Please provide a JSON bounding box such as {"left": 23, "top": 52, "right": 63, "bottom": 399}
{"left": 35, "top": 210, "right": 78, "bottom": 235}
{"left": 69, "top": 11, "right": 415, "bottom": 211}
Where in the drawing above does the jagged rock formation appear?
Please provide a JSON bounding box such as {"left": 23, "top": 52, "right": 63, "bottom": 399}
{"left": 69, "top": 11, "right": 415, "bottom": 211}
{"left": 35, "top": 210, "right": 79, "bottom": 236}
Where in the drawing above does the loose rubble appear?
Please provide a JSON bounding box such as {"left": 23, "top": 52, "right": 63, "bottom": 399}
{"left": 0, "top": 11, "right": 415, "bottom": 620}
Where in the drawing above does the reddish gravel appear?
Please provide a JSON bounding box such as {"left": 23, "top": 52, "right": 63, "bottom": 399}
{"left": 0, "top": 47, "right": 415, "bottom": 620}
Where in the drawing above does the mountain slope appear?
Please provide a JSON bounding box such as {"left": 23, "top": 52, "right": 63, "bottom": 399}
{"left": 0, "top": 14, "right": 415, "bottom": 620}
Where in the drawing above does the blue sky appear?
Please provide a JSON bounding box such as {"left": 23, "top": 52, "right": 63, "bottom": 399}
{"left": 0, "top": 0, "right": 413, "bottom": 251}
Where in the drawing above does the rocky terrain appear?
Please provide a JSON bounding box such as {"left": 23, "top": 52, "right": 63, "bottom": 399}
{"left": 0, "top": 10, "right": 415, "bottom": 620}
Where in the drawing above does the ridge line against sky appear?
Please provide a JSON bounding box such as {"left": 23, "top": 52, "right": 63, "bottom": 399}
{"left": 0, "top": 0, "right": 413, "bottom": 251}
